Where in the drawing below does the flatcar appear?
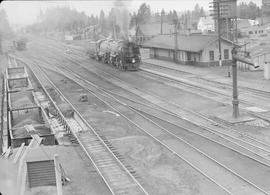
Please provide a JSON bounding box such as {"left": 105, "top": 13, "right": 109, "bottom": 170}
{"left": 87, "top": 39, "right": 141, "bottom": 71}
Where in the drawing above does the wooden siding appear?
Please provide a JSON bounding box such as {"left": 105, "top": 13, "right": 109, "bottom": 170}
{"left": 27, "top": 160, "right": 56, "bottom": 188}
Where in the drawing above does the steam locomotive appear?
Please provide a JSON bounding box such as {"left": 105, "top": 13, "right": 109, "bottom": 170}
{"left": 87, "top": 39, "right": 141, "bottom": 71}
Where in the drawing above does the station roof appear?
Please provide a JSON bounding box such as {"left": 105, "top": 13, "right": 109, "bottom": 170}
{"left": 142, "top": 34, "right": 235, "bottom": 52}
{"left": 130, "top": 22, "right": 174, "bottom": 37}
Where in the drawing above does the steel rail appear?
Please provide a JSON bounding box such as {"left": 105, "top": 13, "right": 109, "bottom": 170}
{"left": 23, "top": 49, "right": 270, "bottom": 160}
{"left": 61, "top": 64, "right": 270, "bottom": 168}
{"left": 79, "top": 63, "right": 270, "bottom": 153}
{"left": 45, "top": 64, "right": 269, "bottom": 195}
{"left": 142, "top": 61, "right": 270, "bottom": 98}
{"left": 17, "top": 50, "right": 270, "bottom": 157}
{"left": 140, "top": 67, "right": 270, "bottom": 122}
{"left": 24, "top": 61, "right": 116, "bottom": 195}
{"left": 41, "top": 63, "right": 234, "bottom": 195}
{"left": 14, "top": 47, "right": 270, "bottom": 193}
{"left": 61, "top": 59, "right": 270, "bottom": 154}
{"left": 30, "top": 62, "right": 148, "bottom": 195}
{"left": 45, "top": 63, "right": 267, "bottom": 194}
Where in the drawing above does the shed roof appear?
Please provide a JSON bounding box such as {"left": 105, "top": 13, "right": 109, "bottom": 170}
{"left": 142, "top": 34, "right": 234, "bottom": 52}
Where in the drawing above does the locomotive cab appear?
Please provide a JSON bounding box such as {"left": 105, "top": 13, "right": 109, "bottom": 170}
{"left": 121, "top": 42, "right": 141, "bottom": 70}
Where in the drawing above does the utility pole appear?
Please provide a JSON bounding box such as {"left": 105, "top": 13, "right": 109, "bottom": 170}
{"left": 231, "top": 48, "right": 239, "bottom": 118}
{"left": 231, "top": 47, "right": 259, "bottom": 118}
{"left": 161, "top": 9, "right": 165, "bottom": 35}
{"left": 173, "top": 11, "right": 178, "bottom": 63}
{"left": 0, "top": 34, "right": 2, "bottom": 55}
{"left": 217, "top": 0, "right": 222, "bottom": 67}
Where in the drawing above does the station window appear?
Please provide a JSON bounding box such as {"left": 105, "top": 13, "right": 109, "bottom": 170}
{"left": 224, "top": 49, "right": 229, "bottom": 60}
{"left": 209, "top": 50, "right": 214, "bottom": 61}
{"left": 187, "top": 52, "right": 191, "bottom": 61}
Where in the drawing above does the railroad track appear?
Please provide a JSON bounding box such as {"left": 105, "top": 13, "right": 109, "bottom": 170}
{"left": 142, "top": 61, "right": 270, "bottom": 99}
{"left": 22, "top": 59, "right": 148, "bottom": 195}
{"left": 64, "top": 60, "right": 270, "bottom": 152}
{"left": 16, "top": 42, "right": 270, "bottom": 151}
{"left": 39, "top": 63, "right": 270, "bottom": 194}
{"left": 28, "top": 40, "right": 270, "bottom": 123}
{"left": 139, "top": 67, "right": 270, "bottom": 122}
{"left": 15, "top": 53, "right": 232, "bottom": 194}
{"left": 15, "top": 46, "right": 270, "bottom": 193}
{"left": 16, "top": 47, "right": 270, "bottom": 158}
{"left": 7, "top": 55, "right": 18, "bottom": 68}
{"left": 27, "top": 37, "right": 270, "bottom": 101}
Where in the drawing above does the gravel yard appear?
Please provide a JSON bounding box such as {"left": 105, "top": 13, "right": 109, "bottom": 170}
{"left": 10, "top": 36, "right": 270, "bottom": 194}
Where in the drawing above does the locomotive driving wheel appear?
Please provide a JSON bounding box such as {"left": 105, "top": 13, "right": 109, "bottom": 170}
{"left": 115, "top": 56, "right": 122, "bottom": 70}
{"left": 119, "top": 59, "right": 123, "bottom": 70}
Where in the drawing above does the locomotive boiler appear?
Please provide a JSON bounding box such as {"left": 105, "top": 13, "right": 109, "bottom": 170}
{"left": 87, "top": 39, "right": 141, "bottom": 71}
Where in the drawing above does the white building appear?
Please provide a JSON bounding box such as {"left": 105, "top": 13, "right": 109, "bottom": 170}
{"left": 197, "top": 16, "right": 215, "bottom": 34}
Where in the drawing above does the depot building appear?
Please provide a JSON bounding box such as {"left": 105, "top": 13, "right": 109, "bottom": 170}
{"left": 142, "top": 34, "right": 236, "bottom": 66}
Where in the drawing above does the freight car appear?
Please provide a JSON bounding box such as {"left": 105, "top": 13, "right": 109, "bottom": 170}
{"left": 13, "top": 38, "right": 27, "bottom": 51}
{"left": 87, "top": 39, "right": 141, "bottom": 71}
{"left": 5, "top": 65, "right": 55, "bottom": 148}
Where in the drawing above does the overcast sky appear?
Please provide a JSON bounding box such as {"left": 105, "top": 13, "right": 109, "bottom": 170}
{"left": 0, "top": 0, "right": 262, "bottom": 27}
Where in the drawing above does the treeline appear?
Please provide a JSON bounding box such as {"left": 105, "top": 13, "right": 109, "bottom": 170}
{"left": 27, "top": 6, "right": 98, "bottom": 33}
{"left": 130, "top": 3, "right": 206, "bottom": 29}
{"left": 0, "top": 9, "right": 13, "bottom": 38}
{"left": 26, "top": 1, "right": 263, "bottom": 35}
{"left": 0, "top": 9, "right": 13, "bottom": 53}
{"left": 238, "top": 2, "right": 261, "bottom": 20}
{"left": 26, "top": 3, "right": 206, "bottom": 35}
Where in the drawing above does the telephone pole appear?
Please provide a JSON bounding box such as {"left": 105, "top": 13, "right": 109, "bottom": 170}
{"left": 231, "top": 48, "right": 259, "bottom": 118}
{"left": 0, "top": 34, "right": 3, "bottom": 55}
{"left": 217, "top": 0, "right": 222, "bottom": 67}
{"left": 161, "top": 9, "right": 165, "bottom": 35}
{"left": 173, "top": 11, "right": 178, "bottom": 63}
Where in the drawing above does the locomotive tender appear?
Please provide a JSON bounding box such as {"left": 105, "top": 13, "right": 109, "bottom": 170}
{"left": 87, "top": 39, "right": 141, "bottom": 71}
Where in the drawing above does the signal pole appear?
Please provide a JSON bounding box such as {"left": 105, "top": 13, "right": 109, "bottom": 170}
{"left": 161, "top": 9, "right": 165, "bottom": 35}
{"left": 0, "top": 34, "right": 2, "bottom": 55}
{"left": 231, "top": 47, "right": 259, "bottom": 118}
{"left": 173, "top": 11, "right": 178, "bottom": 63}
{"left": 217, "top": 0, "right": 222, "bottom": 67}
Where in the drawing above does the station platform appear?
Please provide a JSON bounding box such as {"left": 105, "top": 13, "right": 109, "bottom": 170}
{"left": 142, "top": 58, "right": 270, "bottom": 93}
